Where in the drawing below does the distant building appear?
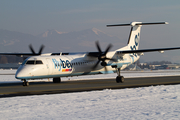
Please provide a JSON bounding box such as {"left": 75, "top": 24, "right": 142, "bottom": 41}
{"left": 150, "top": 64, "right": 180, "bottom": 70}
{"left": 164, "top": 64, "right": 180, "bottom": 69}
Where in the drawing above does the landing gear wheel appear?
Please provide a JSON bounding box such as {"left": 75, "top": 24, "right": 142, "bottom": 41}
{"left": 116, "top": 76, "right": 124, "bottom": 83}
{"left": 116, "top": 68, "right": 125, "bottom": 83}
{"left": 53, "top": 78, "right": 61, "bottom": 83}
{"left": 22, "top": 79, "right": 29, "bottom": 86}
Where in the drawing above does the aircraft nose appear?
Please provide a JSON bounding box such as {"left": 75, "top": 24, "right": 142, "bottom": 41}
{"left": 15, "top": 67, "right": 27, "bottom": 79}
{"left": 15, "top": 70, "right": 24, "bottom": 79}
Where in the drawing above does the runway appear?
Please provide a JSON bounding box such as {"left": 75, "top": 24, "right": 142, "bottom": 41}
{"left": 0, "top": 76, "right": 180, "bottom": 98}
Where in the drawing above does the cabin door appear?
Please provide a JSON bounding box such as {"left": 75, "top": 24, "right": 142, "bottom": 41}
{"left": 46, "top": 58, "right": 53, "bottom": 75}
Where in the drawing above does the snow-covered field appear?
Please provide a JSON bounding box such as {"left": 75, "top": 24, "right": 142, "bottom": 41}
{"left": 0, "top": 85, "right": 180, "bottom": 119}
{"left": 0, "top": 69, "right": 180, "bottom": 119}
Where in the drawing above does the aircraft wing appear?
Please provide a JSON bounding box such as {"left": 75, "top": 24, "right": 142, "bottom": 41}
{"left": 0, "top": 53, "right": 33, "bottom": 56}
{"left": 1, "top": 47, "right": 180, "bottom": 57}
{"left": 0, "top": 45, "right": 45, "bottom": 56}
{"left": 116, "top": 47, "right": 180, "bottom": 54}
{"left": 62, "top": 46, "right": 180, "bottom": 57}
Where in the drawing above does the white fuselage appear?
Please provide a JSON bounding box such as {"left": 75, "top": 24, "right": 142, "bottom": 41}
{"left": 15, "top": 52, "right": 139, "bottom": 80}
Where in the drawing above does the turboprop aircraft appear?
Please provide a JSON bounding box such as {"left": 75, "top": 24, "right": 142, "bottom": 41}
{"left": 1, "top": 21, "right": 180, "bottom": 86}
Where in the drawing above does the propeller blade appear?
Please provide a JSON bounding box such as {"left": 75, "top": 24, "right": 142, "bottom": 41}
{"left": 92, "top": 60, "right": 100, "bottom": 70}
{"left": 95, "top": 41, "right": 102, "bottom": 53}
{"left": 105, "top": 57, "right": 117, "bottom": 62}
{"left": 29, "top": 44, "right": 36, "bottom": 55}
{"left": 104, "top": 44, "right": 113, "bottom": 55}
{"left": 38, "top": 45, "right": 45, "bottom": 55}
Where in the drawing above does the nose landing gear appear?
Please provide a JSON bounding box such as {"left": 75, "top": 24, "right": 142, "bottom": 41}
{"left": 22, "top": 79, "right": 29, "bottom": 86}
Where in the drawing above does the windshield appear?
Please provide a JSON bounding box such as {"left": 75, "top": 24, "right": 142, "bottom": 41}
{"left": 26, "top": 60, "right": 43, "bottom": 65}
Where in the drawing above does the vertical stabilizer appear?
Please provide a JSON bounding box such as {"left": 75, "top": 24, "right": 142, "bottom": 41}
{"left": 107, "top": 21, "right": 168, "bottom": 51}
{"left": 127, "top": 22, "right": 142, "bottom": 51}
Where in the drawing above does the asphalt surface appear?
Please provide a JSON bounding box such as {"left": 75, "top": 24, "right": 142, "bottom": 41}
{"left": 0, "top": 76, "right": 180, "bottom": 98}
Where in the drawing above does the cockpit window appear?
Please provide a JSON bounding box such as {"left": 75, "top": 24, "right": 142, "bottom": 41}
{"left": 36, "top": 60, "right": 43, "bottom": 64}
{"left": 26, "top": 60, "right": 35, "bottom": 64}
{"left": 26, "top": 60, "right": 43, "bottom": 65}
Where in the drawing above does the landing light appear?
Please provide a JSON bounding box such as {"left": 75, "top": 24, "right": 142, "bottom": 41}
{"left": 159, "top": 51, "right": 164, "bottom": 53}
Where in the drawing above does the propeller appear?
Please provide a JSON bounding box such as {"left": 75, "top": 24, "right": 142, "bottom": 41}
{"left": 29, "top": 44, "right": 45, "bottom": 55}
{"left": 91, "top": 41, "right": 116, "bottom": 71}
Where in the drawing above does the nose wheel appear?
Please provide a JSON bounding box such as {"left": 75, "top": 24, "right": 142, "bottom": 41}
{"left": 116, "top": 68, "right": 124, "bottom": 83}
{"left": 22, "top": 79, "right": 29, "bottom": 86}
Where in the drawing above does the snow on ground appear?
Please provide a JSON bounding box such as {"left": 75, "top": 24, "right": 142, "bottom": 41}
{"left": 0, "top": 85, "right": 180, "bottom": 119}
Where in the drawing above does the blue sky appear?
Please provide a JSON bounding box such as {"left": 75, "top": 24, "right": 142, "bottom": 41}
{"left": 0, "top": 0, "right": 180, "bottom": 62}
{"left": 1, "top": 0, "right": 179, "bottom": 35}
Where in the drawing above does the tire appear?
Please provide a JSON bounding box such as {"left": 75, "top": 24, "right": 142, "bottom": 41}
{"left": 120, "top": 76, "right": 124, "bottom": 83}
{"left": 116, "top": 76, "right": 124, "bottom": 83}
{"left": 116, "top": 76, "right": 120, "bottom": 83}
{"left": 53, "top": 78, "right": 61, "bottom": 83}
{"left": 23, "top": 81, "right": 29, "bottom": 86}
{"left": 23, "top": 82, "right": 26, "bottom": 86}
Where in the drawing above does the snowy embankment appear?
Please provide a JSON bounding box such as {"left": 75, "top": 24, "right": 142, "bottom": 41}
{"left": 0, "top": 85, "right": 180, "bottom": 119}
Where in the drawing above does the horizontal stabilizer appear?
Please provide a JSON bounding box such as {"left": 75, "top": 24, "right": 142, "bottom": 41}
{"left": 107, "top": 22, "right": 168, "bottom": 27}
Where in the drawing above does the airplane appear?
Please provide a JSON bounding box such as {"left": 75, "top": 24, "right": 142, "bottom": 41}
{"left": 1, "top": 21, "right": 180, "bottom": 86}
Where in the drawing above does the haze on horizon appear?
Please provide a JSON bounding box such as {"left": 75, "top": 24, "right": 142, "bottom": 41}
{"left": 0, "top": 0, "right": 180, "bottom": 63}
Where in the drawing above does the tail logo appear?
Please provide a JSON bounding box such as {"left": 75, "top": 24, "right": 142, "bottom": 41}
{"left": 135, "top": 33, "right": 139, "bottom": 46}
{"left": 130, "top": 33, "right": 140, "bottom": 57}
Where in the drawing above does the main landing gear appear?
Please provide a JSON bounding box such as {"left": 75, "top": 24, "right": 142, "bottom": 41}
{"left": 116, "top": 68, "right": 124, "bottom": 83}
{"left": 53, "top": 77, "right": 61, "bottom": 83}
{"left": 22, "top": 79, "right": 29, "bottom": 86}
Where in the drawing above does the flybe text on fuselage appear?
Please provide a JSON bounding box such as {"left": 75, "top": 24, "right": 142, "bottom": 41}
{"left": 52, "top": 58, "right": 72, "bottom": 72}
